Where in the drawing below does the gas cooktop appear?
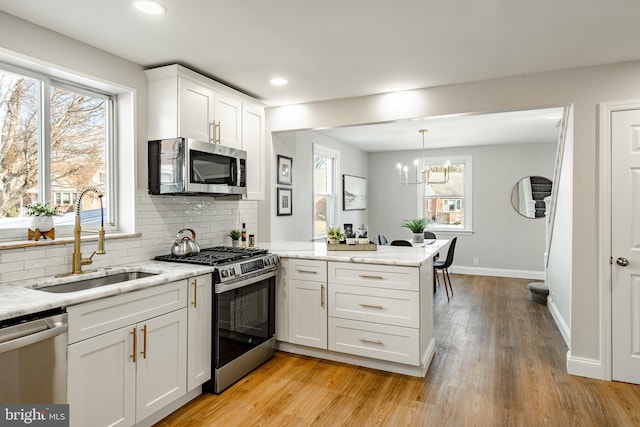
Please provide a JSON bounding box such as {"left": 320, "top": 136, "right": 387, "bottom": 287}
{"left": 154, "top": 246, "right": 268, "bottom": 266}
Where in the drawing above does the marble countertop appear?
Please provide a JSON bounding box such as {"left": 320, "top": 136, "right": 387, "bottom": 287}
{"left": 263, "top": 239, "right": 449, "bottom": 267}
{"left": 0, "top": 261, "right": 214, "bottom": 323}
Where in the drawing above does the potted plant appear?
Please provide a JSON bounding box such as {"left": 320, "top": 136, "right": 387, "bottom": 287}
{"left": 326, "top": 226, "right": 345, "bottom": 245}
{"left": 229, "top": 229, "right": 242, "bottom": 247}
{"left": 25, "top": 202, "right": 59, "bottom": 232}
{"left": 401, "top": 218, "right": 429, "bottom": 243}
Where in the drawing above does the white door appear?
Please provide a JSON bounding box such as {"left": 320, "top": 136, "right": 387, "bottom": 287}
{"left": 611, "top": 109, "right": 640, "bottom": 384}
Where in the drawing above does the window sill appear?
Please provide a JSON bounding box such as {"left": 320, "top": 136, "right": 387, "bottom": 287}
{"left": 0, "top": 232, "right": 142, "bottom": 250}
{"left": 427, "top": 229, "right": 474, "bottom": 236}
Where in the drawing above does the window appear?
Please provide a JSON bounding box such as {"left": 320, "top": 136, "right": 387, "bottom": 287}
{"left": 313, "top": 147, "right": 337, "bottom": 239}
{"left": 420, "top": 156, "right": 472, "bottom": 232}
{"left": 0, "top": 64, "right": 114, "bottom": 238}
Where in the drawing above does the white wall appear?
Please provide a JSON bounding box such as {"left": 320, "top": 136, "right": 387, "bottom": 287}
{"left": 368, "top": 142, "right": 556, "bottom": 276}
{"left": 264, "top": 59, "right": 640, "bottom": 374}
{"left": 0, "top": 12, "right": 258, "bottom": 284}
{"left": 269, "top": 130, "right": 368, "bottom": 242}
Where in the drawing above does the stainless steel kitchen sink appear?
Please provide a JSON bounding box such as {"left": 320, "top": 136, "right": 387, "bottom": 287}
{"left": 37, "top": 271, "right": 159, "bottom": 293}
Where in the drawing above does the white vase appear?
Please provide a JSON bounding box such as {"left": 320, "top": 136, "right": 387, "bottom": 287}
{"left": 232, "top": 240, "right": 240, "bottom": 247}
{"left": 329, "top": 239, "right": 339, "bottom": 245}
{"left": 413, "top": 232, "right": 424, "bottom": 243}
{"left": 29, "top": 216, "right": 54, "bottom": 232}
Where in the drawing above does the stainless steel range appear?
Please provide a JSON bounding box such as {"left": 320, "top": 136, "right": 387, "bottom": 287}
{"left": 155, "top": 246, "right": 279, "bottom": 393}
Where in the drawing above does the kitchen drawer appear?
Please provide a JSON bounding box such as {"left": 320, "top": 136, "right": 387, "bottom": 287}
{"left": 328, "top": 284, "right": 419, "bottom": 328}
{"left": 328, "top": 262, "right": 418, "bottom": 291}
{"left": 288, "top": 259, "right": 327, "bottom": 283}
{"left": 68, "top": 280, "right": 188, "bottom": 344}
{"left": 328, "top": 317, "right": 419, "bottom": 365}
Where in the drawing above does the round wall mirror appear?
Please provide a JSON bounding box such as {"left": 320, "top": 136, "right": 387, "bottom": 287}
{"left": 510, "top": 176, "right": 552, "bottom": 219}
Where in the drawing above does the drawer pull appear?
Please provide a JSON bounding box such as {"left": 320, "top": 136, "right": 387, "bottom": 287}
{"left": 359, "top": 303, "right": 384, "bottom": 309}
{"left": 359, "top": 338, "right": 383, "bottom": 345}
{"left": 358, "top": 274, "right": 384, "bottom": 279}
{"left": 192, "top": 279, "right": 197, "bottom": 308}
{"left": 296, "top": 269, "right": 318, "bottom": 274}
{"left": 141, "top": 325, "right": 148, "bottom": 359}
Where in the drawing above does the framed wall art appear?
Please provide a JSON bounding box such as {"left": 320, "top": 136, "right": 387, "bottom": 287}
{"left": 277, "top": 155, "right": 293, "bottom": 185}
{"left": 343, "top": 174, "right": 367, "bottom": 210}
{"left": 277, "top": 187, "right": 293, "bottom": 216}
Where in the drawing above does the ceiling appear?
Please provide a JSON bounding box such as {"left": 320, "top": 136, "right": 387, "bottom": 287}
{"left": 0, "top": 1, "right": 628, "bottom": 149}
{"left": 1, "top": 0, "right": 640, "bottom": 108}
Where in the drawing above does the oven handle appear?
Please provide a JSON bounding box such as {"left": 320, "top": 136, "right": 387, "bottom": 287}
{"left": 215, "top": 269, "right": 277, "bottom": 294}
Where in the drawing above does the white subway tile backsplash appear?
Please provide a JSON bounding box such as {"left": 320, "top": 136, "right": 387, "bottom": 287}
{"left": 0, "top": 194, "right": 258, "bottom": 285}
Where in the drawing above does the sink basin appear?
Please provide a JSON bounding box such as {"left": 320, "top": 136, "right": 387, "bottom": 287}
{"left": 37, "top": 271, "right": 159, "bottom": 293}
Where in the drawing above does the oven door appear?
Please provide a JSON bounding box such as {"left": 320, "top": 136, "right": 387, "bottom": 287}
{"left": 214, "top": 271, "right": 275, "bottom": 369}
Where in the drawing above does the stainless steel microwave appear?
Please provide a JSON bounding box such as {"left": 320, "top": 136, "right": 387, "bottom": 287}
{"left": 148, "top": 138, "right": 247, "bottom": 196}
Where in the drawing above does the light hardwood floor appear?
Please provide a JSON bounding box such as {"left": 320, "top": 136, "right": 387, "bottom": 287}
{"left": 154, "top": 274, "right": 640, "bottom": 426}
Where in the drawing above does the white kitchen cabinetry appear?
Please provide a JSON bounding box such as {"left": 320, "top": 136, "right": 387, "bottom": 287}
{"left": 146, "top": 65, "right": 265, "bottom": 199}
{"left": 288, "top": 259, "right": 327, "bottom": 349}
{"left": 67, "top": 281, "right": 188, "bottom": 427}
{"left": 187, "top": 274, "right": 212, "bottom": 391}
{"left": 242, "top": 102, "right": 265, "bottom": 200}
{"left": 327, "top": 262, "right": 425, "bottom": 366}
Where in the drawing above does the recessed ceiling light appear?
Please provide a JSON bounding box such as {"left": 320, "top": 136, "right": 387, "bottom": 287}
{"left": 390, "top": 85, "right": 407, "bottom": 92}
{"left": 134, "top": 1, "right": 166, "bottom": 15}
{"left": 270, "top": 78, "right": 288, "bottom": 87}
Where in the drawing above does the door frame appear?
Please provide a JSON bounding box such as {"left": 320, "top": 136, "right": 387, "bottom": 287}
{"left": 598, "top": 99, "right": 640, "bottom": 381}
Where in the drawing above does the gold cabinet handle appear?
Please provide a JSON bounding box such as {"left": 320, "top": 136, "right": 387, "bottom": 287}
{"left": 192, "top": 279, "right": 197, "bottom": 308}
{"left": 140, "top": 325, "right": 147, "bottom": 359}
{"left": 296, "top": 269, "right": 318, "bottom": 274}
{"left": 130, "top": 327, "right": 137, "bottom": 363}
{"left": 359, "top": 303, "right": 384, "bottom": 309}
{"left": 359, "top": 338, "right": 383, "bottom": 345}
{"left": 321, "top": 284, "right": 325, "bottom": 308}
{"left": 214, "top": 121, "right": 221, "bottom": 144}
{"left": 359, "top": 274, "right": 384, "bottom": 279}
{"left": 209, "top": 121, "right": 215, "bottom": 144}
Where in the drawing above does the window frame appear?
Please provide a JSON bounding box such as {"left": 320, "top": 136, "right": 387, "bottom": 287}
{"left": 0, "top": 61, "right": 117, "bottom": 240}
{"left": 313, "top": 145, "right": 340, "bottom": 240}
{"left": 417, "top": 155, "right": 473, "bottom": 234}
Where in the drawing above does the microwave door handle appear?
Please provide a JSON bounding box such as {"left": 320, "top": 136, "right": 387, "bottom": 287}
{"left": 230, "top": 159, "right": 238, "bottom": 186}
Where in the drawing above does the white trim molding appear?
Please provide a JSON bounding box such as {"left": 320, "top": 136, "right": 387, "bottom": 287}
{"left": 548, "top": 296, "right": 570, "bottom": 347}
{"left": 567, "top": 351, "right": 606, "bottom": 380}
{"left": 451, "top": 266, "right": 544, "bottom": 280}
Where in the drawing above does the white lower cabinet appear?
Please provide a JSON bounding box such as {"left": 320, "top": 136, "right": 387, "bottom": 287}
{"left": 67, "top": 281, "right": 190, "bottom": 427}
{"left": 289, "top": 279, "right": 327, "bottom": 349}
{"left": 187, "top": 274, "right": 212, "bottom": 391}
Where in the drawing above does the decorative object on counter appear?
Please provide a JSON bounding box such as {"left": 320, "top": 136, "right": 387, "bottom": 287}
{"left": 326, "top": 240, "right": 377, "bottom": 251}
{"left": 401, "top": 218, "right": 429, "bottom": 243}
{"left": 277, "top": 187, "right": 293, "bottom": 216}
{"left": 241, "top": 222, "right": 247, "bottom": 246}
{"left": 343, "top": 174, "right": 367, "bottom": 210}
{"left": 327, "top": 226, "right": 345, "bottom": 245}
{"left": 26, "top": 201, "right": 59, "bottom": 241}
{"left": 171, "top": 228, "right": 201, "bottom": 256}
{"left": 229, "top": 229, "right": 242, "bottom": 247}
{"left": 277, "top": 155, "right": 293, "bottom": 185}
{"left": 357, "top": 224, "right": 369, "bottom": 244}
{"left": 249, "top": 234, "right": 255, "bottom": 247}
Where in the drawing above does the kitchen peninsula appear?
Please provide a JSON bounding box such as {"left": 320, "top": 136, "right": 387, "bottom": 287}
{"left": 266, "top": 240, "right": 449, "bottom": 377}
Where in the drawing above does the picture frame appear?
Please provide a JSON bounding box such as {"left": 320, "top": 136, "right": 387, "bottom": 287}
{"left": 277, "top": 155, "right": 293, "bottom": 185}
{"left": 343, "top": 174, "right": 367, "bottom": 210}
{"left": 277, "top": 187, "right": 293, "bottom": 216}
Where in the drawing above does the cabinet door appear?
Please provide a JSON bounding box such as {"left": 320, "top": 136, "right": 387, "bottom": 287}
{"left": 187, "top": 275, "right": 212, "bottom": 391}
{"left": 68, "top": 326, "right": 136, "bottom": 427}
{"left": 179, "top": 78, "right": 214, "bottom": 142}
{"left": 289, "top": 279, "right": 327, "bottom": 349}
{"left": 214, "top": 92, "right": 242, "bottom": 149}
{"left": 242, "top": 103, "right": 265, "bottom": 200}
{"left": 136, "top": 309, "right": 188, "bottom": 422}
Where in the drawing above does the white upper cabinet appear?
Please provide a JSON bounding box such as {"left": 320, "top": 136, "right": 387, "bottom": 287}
{"left": 145, "top": 65, "right": 265, "bottom": 199}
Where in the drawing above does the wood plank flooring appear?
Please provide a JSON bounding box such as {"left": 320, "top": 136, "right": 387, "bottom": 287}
{"left": 154, "top": 274, "right": 640, "bottom": 426}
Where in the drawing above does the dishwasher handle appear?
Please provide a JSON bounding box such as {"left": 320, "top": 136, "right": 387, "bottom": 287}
{"left": 0, "top": 321, "right": 67, "bottom": 355}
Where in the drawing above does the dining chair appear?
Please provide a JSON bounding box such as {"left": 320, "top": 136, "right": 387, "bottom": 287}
{"left": 377, "top": 234, "right": 388, "bottom": 245}
{"left": 423, "top": 231, "right": 436, "bottom": 240}
{"left": 434, "top": 237, "right": 457, "bottom": 302}
{"left": 389, "top": 239, "right": 412, "bottom": 247}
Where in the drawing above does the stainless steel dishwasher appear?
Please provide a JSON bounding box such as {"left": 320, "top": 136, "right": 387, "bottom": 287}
{"left": 0, "top": 308, "right": 68, "bottom": 404}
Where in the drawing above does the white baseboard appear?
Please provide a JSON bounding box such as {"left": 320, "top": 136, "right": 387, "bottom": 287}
{"left": 566, "top": 350, "right": 606, "bottom": 380}
{"left": 547, "top": 296, "right": 570, "bottom": 348}
{"left": 451, "top": 266, "right": 544, "bottom": 280}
